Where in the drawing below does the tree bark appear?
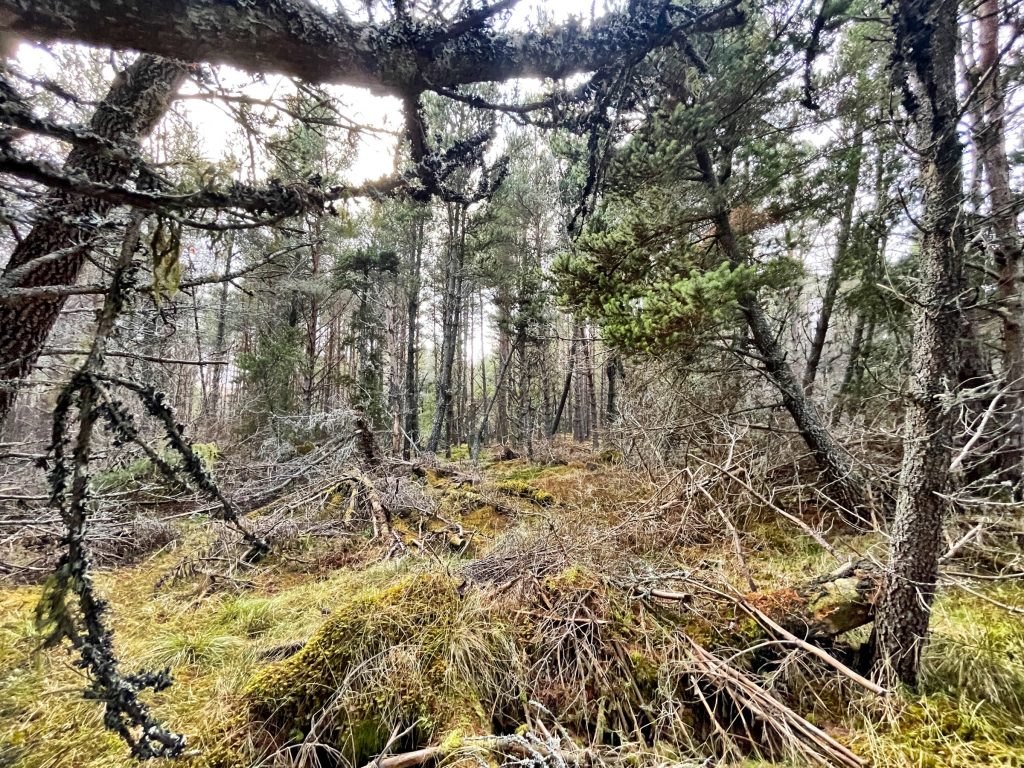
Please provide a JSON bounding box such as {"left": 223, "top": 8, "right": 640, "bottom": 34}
{"left": 495, "top": 290, "right": 511, "bottom": 444}
{"left": 207, "top": 233, "right": 233, "bottom": 427}
{"left": 974, "top": 0, "right": 1024, "bottom": 493}
{"left": 550, "top": 333, "right": 579, "bottom": 437}
{"left": 0, "top": 55, "right": 187, "bottom": 437}
{"left": 471, "top": 339, "right": 518, "bottom": 459}
{"left": 426, "top": 204, "right": 466, "bottom": 454}
{"left": 872, "top": 0, "right": 964, "bottom": 685}
{"left": 803, "top": 129, "right": 863, "bottom": 393}
{"left": 605, "top": 353, "right": 621, "bottom": 423}
{"left": 835, "top": 313, "right": 866, "bottom": 422}
{"left": 302, "top": 224, "right": 322, "bottom": 415}
{"left": 402, "top": 217, "right": 425, "bottom": 459}
{"left": 692, "top": 143, "right": 873, "bottom": 519}
{"left": 0, "top": 0, "right": 740, "bottom": 94}
{"left": 582, "top": 326, "right": 599, "bottom": 449}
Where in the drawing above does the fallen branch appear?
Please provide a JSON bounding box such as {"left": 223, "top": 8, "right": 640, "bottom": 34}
{"left": 686, "top": 636, "right": 866, "bottom": 768}
{"left": 689, "top": 454, "right": 840, "bottom": 558}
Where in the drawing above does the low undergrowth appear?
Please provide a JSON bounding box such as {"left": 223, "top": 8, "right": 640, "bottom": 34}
{"left": 1, "top": 456, "right": 1022, "bottom": 768}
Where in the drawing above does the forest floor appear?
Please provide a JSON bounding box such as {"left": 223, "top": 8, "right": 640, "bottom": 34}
{"left": 1, "top": 445, "right": 1023, "bottom": 768}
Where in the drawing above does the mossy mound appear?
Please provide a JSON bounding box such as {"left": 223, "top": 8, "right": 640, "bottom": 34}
{"left": 495, "top": 480, "right": 555, "bottom": 506}
{"left": 245, "top": 572, "right": 524, "bottom": 764}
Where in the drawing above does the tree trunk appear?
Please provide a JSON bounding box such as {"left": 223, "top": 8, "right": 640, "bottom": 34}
{"left": 582, "top": 326, "right": 599, "bottom": 450}
{"left": 426, "top": 204, "right": 465, "bottom": 454}
{"left": 692, "top": 143, "right": 872, "bottom": 519}
{"left": 872, "top": 0, "right": 964, "bottom": 685}
{"left": 974, "top": 0, "right": 1024, "bottom": 493}
{"left": 605, "top": 353, "right": 621, "bottom": 424}
{"left": 495, "top": 294, "right": 511, "bottom": 444}
{"left": 207, "top": 233, "right": 233, "bottom": 427}
{"left": 0, "top": 55, "right": 188, "bottom": 437}
{"left": 403, "top": 217, "right": 425, "bottom": 459}
{"left": 572, "top": 324, "right": 585, "bottom": 442}
{"left": 471, "top": 339, "right": 518, "bottom": 459}
{"left": 803, "top": 129, "right": 864, "bottom": 393}
{"left": 549, "top": 333, "right": 578, "bottom": 437}
{"left": 303, "top": 230, "right": 322, "bottom": 415}
{"left": 835, "top": 313, "right": 866, "bottom": 423}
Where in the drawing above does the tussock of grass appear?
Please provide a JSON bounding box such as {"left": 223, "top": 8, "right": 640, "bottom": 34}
{"left": 216, "top": 595, "right": 279, "bottom": 637}
{"left": 244, "top": 570, "right": 523, "bottom": 766}
{"left": 139, "top": 628, "right": 245, "bottom": 669}
{"left": 853, "top": 693, "right": 1024, "bottom": 767}
{"left": 0, "top": 545, "right": 423, "bottom": 768}
{"left": 920, "top": 585, "right": 1024, "bottom": 714}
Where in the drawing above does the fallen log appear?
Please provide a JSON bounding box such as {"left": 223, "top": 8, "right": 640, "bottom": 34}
{"left": 746, "top": 559, "right": 882, "bottom": 640}
{"left": 644, "top": 560, "right": 882, "bottom": 642}
{"left": 643, "top": 560, "right": 885, "bottom": 698}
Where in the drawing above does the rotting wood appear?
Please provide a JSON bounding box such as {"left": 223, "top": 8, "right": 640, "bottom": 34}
{"left": 641, "top": 560, "right": 882, "bottom": 642}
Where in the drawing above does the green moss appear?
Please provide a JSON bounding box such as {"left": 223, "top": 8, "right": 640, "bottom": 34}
{"left": 627, "top": 648, "right": 660, "bottom": 695}
{"left": 853, "top": 694, "right": 1024, "bottom": 767}
{"left": 448, "top": 444, "right": 470, "bottom": 461}
{"left": 543, "top": 564, "right": 600, "bottom": 591}
{"left": 460, "top": 504, "right": 505, "bottom": 535}
{"left": 493, "top": 462, "right": 573, "bottom": 484}
{"left": 495, "top": 480, "right": 555, "bottom": 506}
{"left": 192, "top": 442, "right": 220, "bottom": 467}
{"left": 921, "top": 586, "right": 1024, "bottom": 714}
{"left": 245, "top": 572, "right": 512, "bottom": 763}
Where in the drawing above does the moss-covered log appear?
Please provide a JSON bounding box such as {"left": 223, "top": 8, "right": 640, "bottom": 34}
{"left": 747, "top": 560, "right": 881, "bottom": 640}
{"left": 646, "top": 560, "right": 881, "bottom": 644}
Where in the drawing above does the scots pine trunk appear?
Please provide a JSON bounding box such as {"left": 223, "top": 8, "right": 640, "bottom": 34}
{"left": 803, "top": 129, "right": 864, "bottom": 393}
{"left": 426, "top": 204, "right": 466, "bottom": 454}
{"left": 582, "top": 327, "right": 599, "bottom": 449}
{"left": 975, "top": 0, "right": 1024, "bottom": 492}
{"left": 302, "top": 231, "right": 322, "bottom": 415}
{"left": 693, "top": 143, "right": 872, "bottom": 518}
{"left": 0, "top": 55, "right": 188, "bottom": 436}
{"left": 836, "top": 313, "right": 867, "bottom": 421}
{"left": 872, "top": 0, "right": 964, "bottom": 685}
{"left": 606, "top": 353, "right": 621, "bottom": 423}
{"left": 402, "top": 217, "right": 425, "bottom": 459}
{"left": 572, "top": 323, "right": 586, "bottom": 442}
{"left": 207, "top": 233, "right": 233, "bottom": 426}
{"left": 550, "top": 333, "right": 578, "bottom": 436}
{"left": 471, "top": 338, "right": 518, "bottom": 459}
{"left": 494, "top": 289, "right": 511, "bottom": 443}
